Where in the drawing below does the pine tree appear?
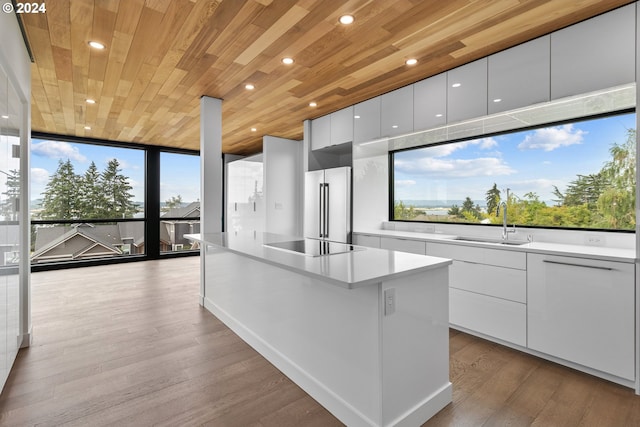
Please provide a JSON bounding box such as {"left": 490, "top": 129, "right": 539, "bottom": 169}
{"left": 485, "top": 183, "right": 501, "bottom": 216}
{"left": 0, "top": 169, "right": 20, "bottom": 221}
{"left": 100, "top": 159, "right": 136, "bottom": 218}
{"left": 78, "top": 161, "right": 105, "bottom": 218}
{"left": 40, "top": 159, "right": 80, "bottom": 220}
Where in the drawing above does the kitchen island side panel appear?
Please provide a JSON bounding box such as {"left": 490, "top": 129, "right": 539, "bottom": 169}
{"left": 204, "top": 246, "right": 382, "bottom": 426}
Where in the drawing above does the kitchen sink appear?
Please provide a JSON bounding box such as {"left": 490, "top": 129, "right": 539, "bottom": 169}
{"left": 451, "top": 236, "right": 528, "bottom": 246}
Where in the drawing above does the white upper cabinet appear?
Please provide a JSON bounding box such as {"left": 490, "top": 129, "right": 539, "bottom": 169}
{"left": 551, "top": 3, "right": 635, "bottom": 100}
{"left": 354, "top": 96, "right": 381, "bottom": 143}
{"left": 311, "top": 106, "right": 354, "bottom": 151}
{"left": 488, "top": 36, "right": 550, "bottom": 114}
{"left": 413, "top": 73, "right": 447, "bottom": 131}
{"left": 330, "top": 106, "right": 354, "bottom": 146}
{"left": 447, "top": 58, "right": 488, "bottom": 123}
{"left": 310, "top": 114, "right": 331, "bottom": 151}
{"left": 381, "top": 85, "right": 413, "bottom": 137}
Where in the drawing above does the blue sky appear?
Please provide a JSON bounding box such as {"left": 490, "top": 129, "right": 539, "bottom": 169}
{"left": 394, "top": 112, "right": 636, "bottom": 205}
{"left": 30, "top": 139, "right": 200, "bottom": 203}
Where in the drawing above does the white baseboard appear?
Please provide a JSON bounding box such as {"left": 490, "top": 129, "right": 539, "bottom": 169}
{"left": 388, "top": 382, "right": 452, "bottom": 427}
{"left": 19, "top": 327, "right": 32, "bottom": 349}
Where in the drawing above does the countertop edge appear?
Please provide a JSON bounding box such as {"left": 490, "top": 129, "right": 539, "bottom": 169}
{"left": 353, "top": 229, "right": 637, "bottom": 263}
{"left": 186, "top": 234, "right": 452, "bottom": 288}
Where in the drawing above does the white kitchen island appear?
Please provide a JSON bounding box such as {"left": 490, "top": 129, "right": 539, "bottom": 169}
{"left": 186, "top": 232, "right": 452, "bottom": 427}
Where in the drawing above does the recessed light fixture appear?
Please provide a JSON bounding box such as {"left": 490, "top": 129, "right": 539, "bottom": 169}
{"left": 392, "top": 125, "right": 399, "bottom": 129}
{"left": 309, "top": 102, "right": 317, "bottom": 107}
{"left": 1, "top": 115, "right": 8, "bottom": 119}
{"left": 451, "top": 83, "right": 461, "bottom": 88}
{"left": 281, "top": 57, "right": 294, "bottom": 65}
{"left": 86, "top": 99, "right": 96, "bottom": 104}
{"left": 245, "top": 84, "right": 255, "bottom": 90}
{"left": 88, "top": 41, "right": 105, "bottom": 50}
{"left": 493, "top": 98, "right": 502, "bottom": 103}
{"left": 405, "top": 58, "right": 418, "bottom": 66}
{"left": 435, "top": 114, "right": 443, "bottom": 117}
{"left": 251, "top": 127, "right": 257, "bottom": 132}
{"left": 339, "top": 15, "right": 354, "bottom": 25}
{"left": 84, "top": 126, "right": 91, "bottom": 130}
{"left": 354, "top": 115, "right": 360, "bottom": 119}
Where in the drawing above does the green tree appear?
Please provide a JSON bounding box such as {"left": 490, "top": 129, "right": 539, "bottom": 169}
{"left": 461, "top": 196, "right": 481, "bottom": 220}
{"left": 40, "top": 159, "right": 80, "bottom": 220}
{"left": 78, "top": 161, "right": 105, "bottom": 218}
{"left": 447, "top": 204, "right": 461, "bottom": 217}
{"left": 165, "top": 195, "right": 183, "bottom": 210}
{"left": 394, "top": 201, "right": 418, "bottom": 220}
{"left": 100, "top": 159, "right": 137, "bottom": 218}
{"left": 596, "top": 129, "right": 636, "bottom": 229}
{"left": 0, "top": 169, "right": 20, "bottom": 221}
{"left": 485, "top": 183, "right": 501, "bottom": 217}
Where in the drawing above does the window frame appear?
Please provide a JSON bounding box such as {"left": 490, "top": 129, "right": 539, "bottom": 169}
{"left": 389, "top": 109, "right": 636, "bottom": 233}
{"left": 30, "top": 132, "right": 200, "bottom": 272}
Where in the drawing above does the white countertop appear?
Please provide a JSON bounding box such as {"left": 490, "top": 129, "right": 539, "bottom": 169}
{"left": 355, "top": 228, "right": 636, "bottom": 263}
{"left": 186, "top": 232, "right": 452, "bottom": 289}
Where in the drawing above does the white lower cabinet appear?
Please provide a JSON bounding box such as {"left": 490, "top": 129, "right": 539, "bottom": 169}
{"left": 380, "top": 236, "right": 426, "bottom": 255}
{"left": 527, "top": 253, "right": 635, "bottom": 381}
{"left": 427, "top": 242, "right": 526, "bottom": 346}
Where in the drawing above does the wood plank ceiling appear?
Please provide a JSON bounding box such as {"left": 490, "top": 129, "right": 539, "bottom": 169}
{"left": 21, "top": 0, "right": 634, "bottom": 155}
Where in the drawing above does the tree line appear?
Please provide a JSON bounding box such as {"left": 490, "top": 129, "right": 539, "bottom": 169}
{"left": 37, "top": 159, "right": 137, "bottom": 220}
{"left": 395, "top": 129, "right": 636, "bottom": 230}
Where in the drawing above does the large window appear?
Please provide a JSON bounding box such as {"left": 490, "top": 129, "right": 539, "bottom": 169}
{"left": 30, "top": 139, "right": 145, "bottom": 263}
{"left": 30, "top": 135, "right": 200, "bottom": 267}
{"left": 160, "top": 152, "right": 200, "bottom": 253}
{"left": 392, "top": 112, "right": 636, "bottom": 231}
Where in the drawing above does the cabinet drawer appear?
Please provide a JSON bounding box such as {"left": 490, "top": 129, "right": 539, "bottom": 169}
{"left": 353, "top": 234, "right": 381, "bottom": 248}
{"left": 450, "top": 261, "right": 526, "bottom": 303}
{"left": 428, "top": 242, "right": 526, "bottom": 270}
{"left": 380, "top": 237, "right": 426, "bottom": 255}
{"left": 450, "top": 288, "right": 526, "bottom": 347}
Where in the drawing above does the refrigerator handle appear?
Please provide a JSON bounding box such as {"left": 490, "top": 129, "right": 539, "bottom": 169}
{"left": 319, "top": 183, "right": 324, "bottom": 238}
{"left": 325, "top": 183, "right": 330, "bottom": 239}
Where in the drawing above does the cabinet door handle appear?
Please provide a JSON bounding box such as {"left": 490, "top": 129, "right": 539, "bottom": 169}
{"left": 457, "top": 259, "right": 482, "bottom": 266}
{"left": 543, "top": 260, "right": 613, "bottom": 271}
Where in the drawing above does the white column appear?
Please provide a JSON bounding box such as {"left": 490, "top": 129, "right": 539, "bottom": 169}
{"left": 199, "top": 96, "right": 223, "bottom": 305}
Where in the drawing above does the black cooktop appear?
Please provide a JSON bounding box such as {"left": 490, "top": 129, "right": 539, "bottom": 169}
{"left": 264, "top": 239, "right": 364, "bottom": 257}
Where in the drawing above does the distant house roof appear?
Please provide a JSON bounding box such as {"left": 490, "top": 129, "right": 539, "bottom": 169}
{"left": 161, "top": 201, "right": 200, "bottom": 218}
{"left": 32, "top": 223, "right": 123, "bottom": 262}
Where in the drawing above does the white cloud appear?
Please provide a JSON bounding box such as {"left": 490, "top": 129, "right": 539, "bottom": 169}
{"left": 518, "top": 124, "right": 586, "bottom": 151}
{"left": 108, "top": 157, "right": 140, "bottom": 170}
{"left": 32, "top": 140, "right": 87, "bottom": 162}
{"left": 31, "top": 168, "right": 49, "bottom": 184}
{"left": 395, "top": 179, "right": 416, "bottom": 187}
{"left": 478, "top": 137, "right": 498, "bottom": 149}
{"left": 395, "top": 156, "right": 516, "bottom": 178}
{"left": 415, "top": 137, "right": 499, "bottom": 158}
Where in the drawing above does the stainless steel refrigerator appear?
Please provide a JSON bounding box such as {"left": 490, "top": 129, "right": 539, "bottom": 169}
{"left": 304, "top": 166, "right": 352, "bottom": 243}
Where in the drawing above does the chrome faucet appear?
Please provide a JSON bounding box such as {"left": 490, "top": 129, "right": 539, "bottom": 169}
{"left": 497, "top": 201, "right": 516, "bottom": 240}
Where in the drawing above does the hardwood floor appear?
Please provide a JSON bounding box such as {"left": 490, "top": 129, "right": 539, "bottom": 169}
{"left": 0, "top": 256, "right": 638, "bottom": 426}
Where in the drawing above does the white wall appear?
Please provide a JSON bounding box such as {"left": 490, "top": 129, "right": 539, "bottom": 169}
{"left": 264, "top": 135, "right": 303, "bottom": 236}
{"left": 0, "top": 11, "right": 31, "bottom": 356}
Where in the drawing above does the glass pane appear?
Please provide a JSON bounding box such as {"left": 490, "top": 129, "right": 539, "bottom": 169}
{"left": 160, "top": 152, "right": 200, "bottom": 253}
{"left": 392, "top": 112, "right": 636, "bottom": 231}
{"left": 31, "top": 221, "right": 145, "bottom": 264}
{"left": 30, "top": 141, "right": 144, "bottom": 220}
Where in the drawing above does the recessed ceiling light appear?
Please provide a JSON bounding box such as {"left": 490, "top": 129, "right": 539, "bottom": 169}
{"left": 493, "top": 98, "right": 502, "bottom": 103}
{"left": 339, "top": 15, "right": 354, "bottom": 25}
{"left": 245, "top": 84, "right": 255, "bottom": 90}
{"left": 84, "top": 126, "right": 91, "bottom": 130}
{"left": 309, "top": 102, "right": 317, "bottom": 107}
{"left": 451, "top": 83, "right": 461, "bottom": 88}
{"left": 354, "top": 115, "right": 360, "bottom": 119}
{"left": 251, "top": 127, "right": 257, "bottom": 132}
{"left": 392, "top": 125, "right": 399, "bottom": 129}
{"left": 86, "top": 99, "right": 96, "bottom": 104}
{"left": 405, "top": 58, "right": 418, "bottom": 66}
{"left": 281, "top": 57, "right": 294, "bottom": 65}
{"left": 1, "top": 115, "right": 8, "bottom": 119}
{"left": 88, "top": 41, "right": 105, "bottom": 50}
{"left": 435, "top": 114, "right": 443, "bottom": 117}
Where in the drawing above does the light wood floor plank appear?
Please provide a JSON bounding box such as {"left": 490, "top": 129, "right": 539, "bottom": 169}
{"left": 0, "top": 257, "right": 639, "bottom": 426}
